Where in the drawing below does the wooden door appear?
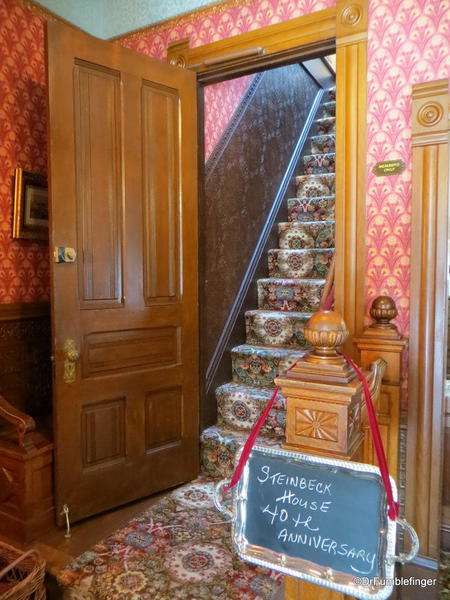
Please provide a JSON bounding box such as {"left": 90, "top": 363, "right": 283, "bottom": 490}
{"left": 46, "top": 22, "right": 199, "bottom": 523}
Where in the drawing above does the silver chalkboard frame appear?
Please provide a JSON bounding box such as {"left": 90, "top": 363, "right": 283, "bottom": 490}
{"left": 220, "top": 445, "right": 398, "bottom": 600}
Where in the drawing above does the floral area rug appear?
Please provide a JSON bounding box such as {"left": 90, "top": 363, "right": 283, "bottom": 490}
{"left": 58, "top": 478, "right": 282, "bottom": 600}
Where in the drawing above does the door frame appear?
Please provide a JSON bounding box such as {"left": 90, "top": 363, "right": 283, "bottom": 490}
{"left": 167, "top": 0, "right": 369, "bottom": 350}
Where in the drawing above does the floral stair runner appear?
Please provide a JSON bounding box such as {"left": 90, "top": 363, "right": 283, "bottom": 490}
{"left": 201, "top": 88, "right": 336, "bottom": 480}
{"left": 57, "top": 88, "right": 335, "bottom": 600}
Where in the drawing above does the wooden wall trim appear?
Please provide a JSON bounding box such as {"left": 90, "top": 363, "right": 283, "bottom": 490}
{"left": 167, "top": 7, "right": 336, "bottom": 72}
{"left": 204, "top": 73, "right": 263, "bottom": 180}
{"left": 0, "top": 302, "right": 50, "bottom": 321}
{"left": 334, "top": 0, "right": 367, "bottom": 350}
{"left": 407, "top": 78, "right": 449, "bottom": 560}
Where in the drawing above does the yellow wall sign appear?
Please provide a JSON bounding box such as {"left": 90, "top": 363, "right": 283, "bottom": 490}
{"left": 372, "top": 160, "right": 405, "bottom": 176}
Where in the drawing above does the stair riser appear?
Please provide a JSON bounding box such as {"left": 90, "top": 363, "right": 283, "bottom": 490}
{"left": 258, "top": 280, "right": 323, "bottom": 313}
{"left": 268, "top": 249, "right": 333, "bottom": 279}
{"left": 232, "top": 347, "right": 303, "bottom": 387}
{"left": 279, "top": 222, "right": 334, "bottom": 250}
{"left": 303, "top": 153, "right": 335, "bottom": 174}
{"left": 310, "top": 135, "right": 335, "bottom": 154}
{"left": 217, "top": 387, "right": 286, "bottom": 436}
{"left": 201, "top": 433, "right": 239, "bottom": 478}
{"left": 245, "top": 311, "right": 310, "bottom": 349}
{"left": 201, "top": 428, "right": 281, "bottom": 479}
{"left": 296, "top": 175, "right": 335, "bottom": 198}
{"left": 288, "top": 197, "right": 335, "bottom": 222}
{"left": 312, "top": 119, "right": 336, "bottom": 136}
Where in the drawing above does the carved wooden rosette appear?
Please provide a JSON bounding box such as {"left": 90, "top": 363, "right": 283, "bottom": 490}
{"left": 354, "top": 297, "right": 406, "bottom": 482}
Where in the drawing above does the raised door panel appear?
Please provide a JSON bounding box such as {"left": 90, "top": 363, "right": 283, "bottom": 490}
{"left": 82, "top": 327, "right": 180, "bottom": 377}
{"left": 81, "top": 398, "right": 126, "bottom": 469}
{"left": 142, "top": 81, "right": 180, "bottom": 306}
{"left": 145, "top": 387, "right": 182, "bottom": 452}
{"left": 74, "top": 61, "right": 123, "bottom": 308}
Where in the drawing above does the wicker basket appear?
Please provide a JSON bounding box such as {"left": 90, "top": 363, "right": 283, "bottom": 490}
{"left": 0, "top": 542, "right": 45, "bottom": 600}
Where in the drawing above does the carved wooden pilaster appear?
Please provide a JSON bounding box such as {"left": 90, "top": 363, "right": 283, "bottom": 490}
{"left": 354, "top": 297, "right": 406, "bottom": 480}
{"left": 407, "top": 79, "right": 449, "bottom": 560}
{"left": 334, "top": 0, "right": 368, "bottom": 354}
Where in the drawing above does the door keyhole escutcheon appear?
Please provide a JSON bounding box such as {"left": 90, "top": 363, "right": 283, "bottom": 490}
{"left": 63, "top": 339, "right": 80, "bottom": 384}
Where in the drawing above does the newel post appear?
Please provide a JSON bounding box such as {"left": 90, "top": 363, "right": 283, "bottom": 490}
{"left": 354, "top": 296, "right": 406, "bottom": 479}
{"left": 275, "top": 310, "right": 385, "bottom": 600}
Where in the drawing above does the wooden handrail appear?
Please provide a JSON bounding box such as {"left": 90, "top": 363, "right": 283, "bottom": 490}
{"left": 0, "top": 394, "right": 35, "bottom": 448}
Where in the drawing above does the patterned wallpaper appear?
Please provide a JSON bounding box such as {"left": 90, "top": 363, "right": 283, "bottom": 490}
{"left": 1, "top": 0, "right": 450, "bottom": 327}
{"left": 122, "top": 0, "right": 450, "bottom": 338}
{"left": 366, "top": 0, "right": 450, "bottom": 334}
{"left": 203, "top": 75, "right": 253, "bottom": 159}
{"left": 0, "top": 0, "right": 49, "bottom": 303}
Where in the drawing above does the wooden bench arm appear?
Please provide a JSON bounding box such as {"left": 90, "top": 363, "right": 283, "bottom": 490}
{"left": 0, "top": 394, "right": 35, "bottom": 447}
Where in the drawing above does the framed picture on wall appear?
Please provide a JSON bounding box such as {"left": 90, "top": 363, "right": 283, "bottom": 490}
{"left": 12, "top": 168, "right": 48, "bottom": 240}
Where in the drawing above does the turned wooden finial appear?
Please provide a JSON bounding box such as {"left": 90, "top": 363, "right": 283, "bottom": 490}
{"left": 303, "top": 310, "right": 349, "bottom": 362}
{"left": 284, "top": 310, "right": 355, "bottom": 383}
{"left": 367, "top": 296, "right": 400, "bottom": 339}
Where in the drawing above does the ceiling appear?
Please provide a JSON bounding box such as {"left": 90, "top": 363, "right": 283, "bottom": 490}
{"left": 35, "top": 0, "right": 222, "bottom": 39}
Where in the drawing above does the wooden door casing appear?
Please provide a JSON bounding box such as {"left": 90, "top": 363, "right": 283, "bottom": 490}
{"left": 47, "top": 22, "right": 199, "bottom": 523}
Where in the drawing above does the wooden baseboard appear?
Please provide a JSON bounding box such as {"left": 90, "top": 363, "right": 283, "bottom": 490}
{"left": 0, "top": 302, "right": 50, "bottom": 320}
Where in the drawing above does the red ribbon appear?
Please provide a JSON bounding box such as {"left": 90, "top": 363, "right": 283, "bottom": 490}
{"left": 223, "top": 385, "right": 281, "bottom": 491}
{"left": 223, "top": 352, "right": 399, "bottom": 522}
{"left": 340, "top": 352, "right": 399, "bottom": 521}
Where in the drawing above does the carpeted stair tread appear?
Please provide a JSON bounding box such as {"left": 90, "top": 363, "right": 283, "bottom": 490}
{"left": 295, "top": 173, "right": 335, "bottom": 198}
{"left": 257, "top": 278, "right": 324, "bottom": 312}
{"left": 278, "top": 220, "right": 335, "bottom": 250}
{"left": 245, "top": 309, "right": 312, "bottom": 349}
{"left": 216, "top": 381, "right": 287, "bottom": 436}
{"left": 231, "top": 343, "right": 305, "bottom": 388}
{"left": 201, "top": 425, "right": 283, "bottom": 478}
{"left": 268, "top": 248, "right": 333, "bottom": 279}
{"left": 288, "top": 196, "right": 335, "bottom": 222}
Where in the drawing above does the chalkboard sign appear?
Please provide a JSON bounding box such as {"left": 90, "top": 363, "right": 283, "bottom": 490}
{"left": 216, "top": 445, "right": 399, "bottom": 600}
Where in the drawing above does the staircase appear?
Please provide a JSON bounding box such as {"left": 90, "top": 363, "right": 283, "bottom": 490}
{"left": 201, "top": 88, "right": 336, "bottom": 479}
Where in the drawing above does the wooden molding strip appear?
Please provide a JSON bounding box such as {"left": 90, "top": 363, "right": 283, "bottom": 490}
{"left": 204, "top": 73, "right": 263, "bottom": 180}
{"left": 407, "top": 78, "right": 449, "bottom": 560}
{"left": 0, "top": 302, "right": 50, "bottom": 321}
{"left": 167, "top": 7, "right": 336, "bottom": 74}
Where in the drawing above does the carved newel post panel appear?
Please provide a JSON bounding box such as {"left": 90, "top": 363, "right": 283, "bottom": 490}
{"left": 354, "top": 296, "right": 406, "bottom": 479}
{"left": 275, "top": 310, "right": 385, "bottom": 600}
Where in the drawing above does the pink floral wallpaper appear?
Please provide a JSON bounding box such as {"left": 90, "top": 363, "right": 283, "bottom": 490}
{"left": 203, "top": 75, "right": 253, "bottom": 159}
{"left": 0, "top": 0, "right": 49, "bottom": 303}
{"left": 122, "top": 0, "right": 450, "bottom": 339}
{"left": 366, "top": 0, "right": 450, "bottom": 335}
